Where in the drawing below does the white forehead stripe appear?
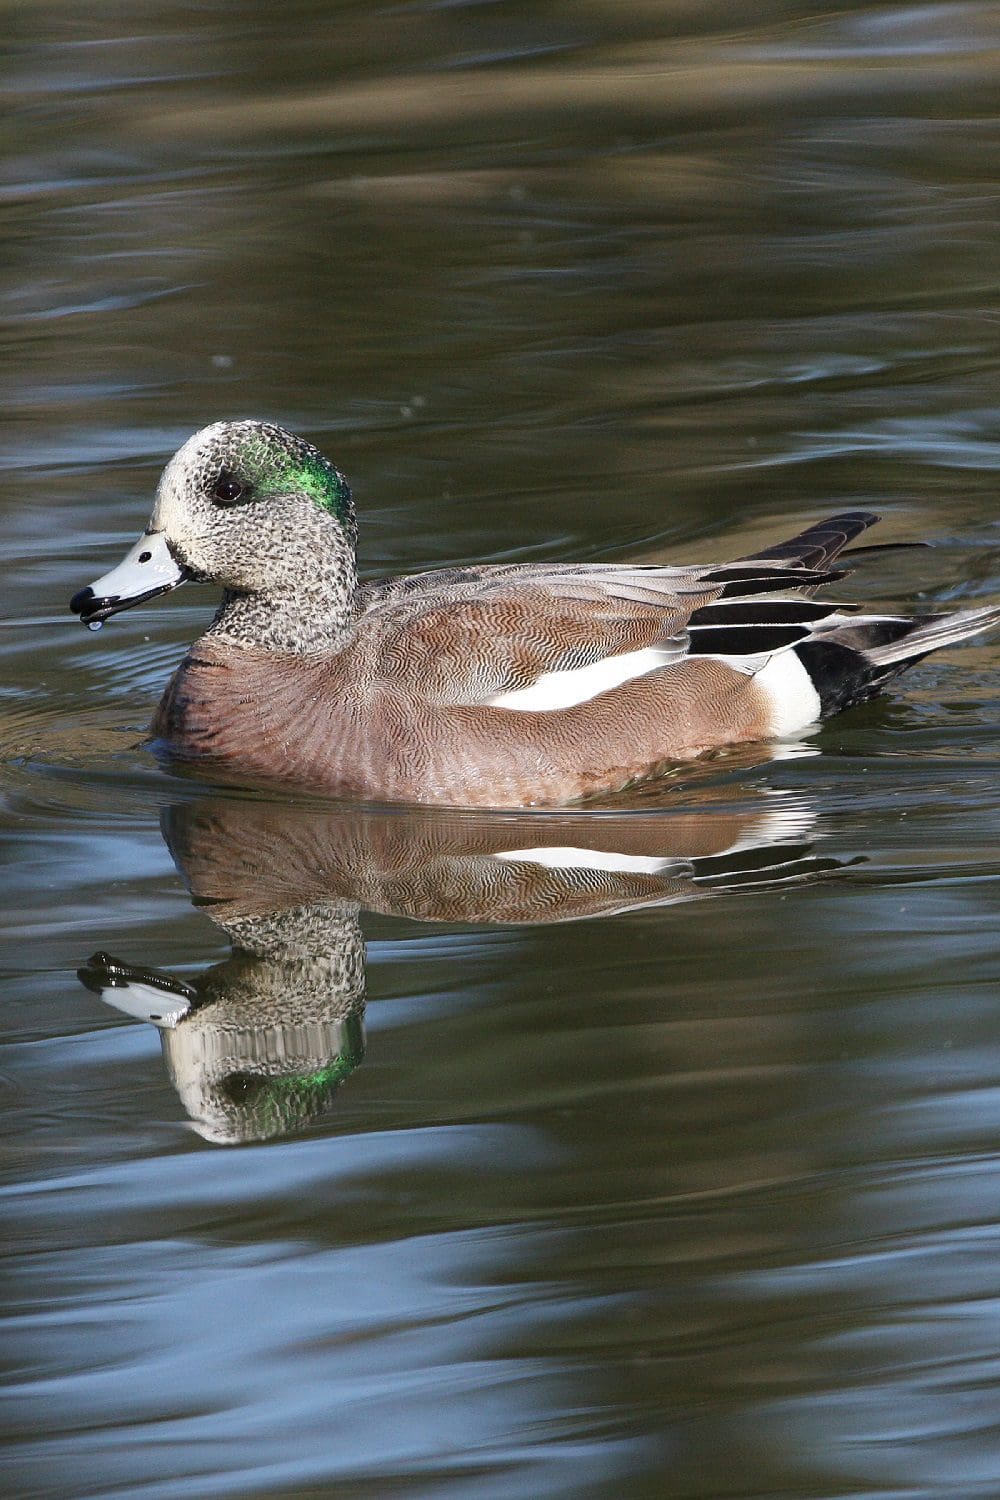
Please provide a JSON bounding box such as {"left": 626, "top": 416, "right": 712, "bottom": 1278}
{"left": 489, "top": 645, "right": 672, "bottom": 712}
{"left": 152, "top": 422, "right": 244, "bottom": 532}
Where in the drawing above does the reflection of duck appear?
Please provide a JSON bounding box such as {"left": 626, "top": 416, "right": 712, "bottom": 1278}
{"left": 81, "top": 790, "right": 843, "bottom": 1144}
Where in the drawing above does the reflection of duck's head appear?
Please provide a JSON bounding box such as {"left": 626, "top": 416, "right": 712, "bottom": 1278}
{"left": 83, "top": 784, "right": 843, "bottom": 1143}
{"left": 81, "top": 888, "right": 366, "bottom": 1145}
{"left": 161, "top": 982, "right": 365, "bottom": 1147}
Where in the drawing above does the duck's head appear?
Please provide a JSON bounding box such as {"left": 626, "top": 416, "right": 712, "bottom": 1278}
{"left": 70, "top": 420, "right": 356, "bottom": 628}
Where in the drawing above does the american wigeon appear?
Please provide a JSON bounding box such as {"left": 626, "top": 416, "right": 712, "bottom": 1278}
{"left": 70, "top": 420, "right": 1000, "bottom": 807}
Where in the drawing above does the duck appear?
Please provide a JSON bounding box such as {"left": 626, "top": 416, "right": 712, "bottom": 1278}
{"left": 70, "top": 419, "right": 1000, "bottom": 807}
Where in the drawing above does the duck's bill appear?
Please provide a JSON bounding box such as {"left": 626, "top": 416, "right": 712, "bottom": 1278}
{"left": 78, "top": 950, "right": 196, "bottom": 1029}
{"left": 70, "top": 529, "right": 190, "bottom": 626}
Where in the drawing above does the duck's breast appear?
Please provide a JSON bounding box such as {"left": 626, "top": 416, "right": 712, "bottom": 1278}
{"left": 151, "top": 637, "right": 374, "bottom": 796}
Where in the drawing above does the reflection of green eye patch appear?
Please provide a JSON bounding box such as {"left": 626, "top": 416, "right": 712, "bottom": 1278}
{"left": 221, "top": 1012, "right": 366, "bottom": 1139}
{"left": 272, "top": 1014, "right": 367, "bottom": 1096}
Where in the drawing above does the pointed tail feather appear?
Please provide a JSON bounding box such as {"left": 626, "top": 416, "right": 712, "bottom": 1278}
{"left": 839, "top": 540, "right": 931, "bottom": 559}
{"left": 794, "top": 604, "right": 1000, "bottom": 716}
{"left": 741, "top": 511, "right": 881, "bottom": 569}
{"left": 858, "top": 604, "right": 1000, "bottom": 667}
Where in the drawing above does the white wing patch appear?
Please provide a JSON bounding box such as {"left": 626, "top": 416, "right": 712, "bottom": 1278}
{"left": 489, "top": 644, "right": 675, "bottom": 712}
{"left": 492, "top": 846, "right": 681, "bottom": 875}
{"left": 753, "top": 650, "right": 822, "bottom": 735}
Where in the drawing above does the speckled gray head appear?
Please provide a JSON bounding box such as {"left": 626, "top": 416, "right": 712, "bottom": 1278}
{"left": 70, "top": 420, "right": 357, "bottom": 649}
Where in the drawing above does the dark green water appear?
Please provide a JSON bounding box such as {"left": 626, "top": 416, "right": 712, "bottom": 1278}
{"left": 4, "top": 3, "right": 1000, "bottom": 1497}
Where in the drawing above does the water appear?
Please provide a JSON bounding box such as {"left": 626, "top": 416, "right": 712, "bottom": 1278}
{"left": 4, "top": 2, "right": 1000, "bottom": 1496}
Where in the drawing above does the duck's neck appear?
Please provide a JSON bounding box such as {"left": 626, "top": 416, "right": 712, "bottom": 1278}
{"left": 206, "top": 556, "right": 359, "bottom": 656}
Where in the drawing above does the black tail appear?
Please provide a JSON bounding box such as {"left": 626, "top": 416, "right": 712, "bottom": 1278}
{"left": 797, "top": 605, "right": 1000, "bottom": 715}
{"left": 741, "top": 511, "right": 880, "bottom": 569}
{"left": 698, "top": 512, "right": 881, "bottom": 601}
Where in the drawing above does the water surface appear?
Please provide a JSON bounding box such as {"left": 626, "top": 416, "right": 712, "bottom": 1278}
{"left": 4, "top": 3, "right": 1000, "bottom": 1497}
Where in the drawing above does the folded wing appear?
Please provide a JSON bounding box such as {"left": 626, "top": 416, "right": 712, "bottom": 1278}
{"left": 362, "top": 511, "right": 881, "bottom": 710}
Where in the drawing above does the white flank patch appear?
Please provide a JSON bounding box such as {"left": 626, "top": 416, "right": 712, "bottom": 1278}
{"left": 753, "top": 650, "right": 822, "bottom": 736}
{"left": 492, "top": 846, "right": 678, "bottom": 875}
{"left": 490, "top": 645, "right": 672, "bottom": 712}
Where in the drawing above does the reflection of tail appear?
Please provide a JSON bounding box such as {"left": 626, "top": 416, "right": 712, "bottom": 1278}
{"left": 688, "top": 841, "right": 856, "bottom": 894}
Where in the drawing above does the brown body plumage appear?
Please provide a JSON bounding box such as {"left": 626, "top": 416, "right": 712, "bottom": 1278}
{"left": 71, "top": 421, "right": 1000, "bottom": 808}
{"left": 152, "top": 622, "right": 772, "bottom": 805}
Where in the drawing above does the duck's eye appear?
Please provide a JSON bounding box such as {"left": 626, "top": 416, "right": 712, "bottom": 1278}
{"left": 211, "top": 472, "right": 250, "bottom": 506}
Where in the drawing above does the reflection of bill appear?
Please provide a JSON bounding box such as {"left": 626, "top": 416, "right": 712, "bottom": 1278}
{"left": 79, "top": 790, "right": 846, "bottom": 1145}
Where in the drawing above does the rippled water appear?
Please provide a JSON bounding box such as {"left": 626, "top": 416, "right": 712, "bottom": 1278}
{"left": 5, "top": 3, "right": 1000, "bottom": 1497}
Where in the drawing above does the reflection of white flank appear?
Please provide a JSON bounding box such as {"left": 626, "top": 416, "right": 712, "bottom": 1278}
{"left": 492, "top": 846, "right": 679, "bottom": 875}
{"left": 765, "top": 738, "right": 820, "bottom": 762}
{"left": 723, "top": 796, "right": 817, "bottom": 855}
{"left": 490, "top": 645, "right": 674, "bottom": 711}
{"left": 492, "top": 799, "right": 817, "bottom": 875}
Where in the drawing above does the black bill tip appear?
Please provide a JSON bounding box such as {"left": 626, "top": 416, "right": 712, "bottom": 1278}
{"left": 69, "top": 585, "right": 117, "bottom": 626}
{"left": 69, "top": 575, "right": 189, "bottom": 627}
{"left": 78, "top": 950, "right": 198, "bottom": 1001}
{"left": 69, "top": 585, "right": 129, "bottom": 627}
